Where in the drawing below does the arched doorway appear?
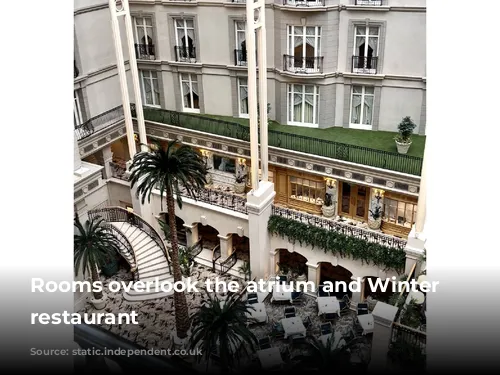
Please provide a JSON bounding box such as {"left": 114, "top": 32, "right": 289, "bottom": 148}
{"left": 363, "top": 276, "right": 393, "bottom": 303}
{"left": 198, "top": 224, "right": 219, "bottom": 250}
{"left": 277, "top": 249, "right": 308, "bottom": 279}
{"left": 318, "top": 262, "right": 353, "bottom": 299}
{"left": 232, "top": 235, "right": 249, "bottom": 262}
{"left": 158, "top": 214, "right": 186, "bottom": 246}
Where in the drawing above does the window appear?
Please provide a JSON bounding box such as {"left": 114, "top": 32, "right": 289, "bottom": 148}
{"left": 353, "top": 25, "right": 379, "bottom": 73}
{"left": 287, "top": 84, "right": 319, "bottom": 127}
{"left": 238, "top": 78, "right": 248, "bottom": 117}
{"left": 140, "top": 70, "right": 160, "bottom": 107}
{"left": 235, "top": 21, "right": 247, "bottom": 66}
{"left": 383, "top": 198, "right": 417, "bottom": 229}
{"left": 133, "top": 17, "right": 154, "bottom": 59}
{"left": 289, "top": 176, "right": 325, "bottom": 205}
{"left": 180, "top": 73, "right": 199, "bottom": 112}
{"left": 74, "top": 90, "right": 83, "bottom": 126}
{"left": 350, "top": 86, "right": 374, "bottom": 129}
{"left": 174, "top": 19, "right": 195, "bottom": 61}
{"left": 213, "top": 156, "right": 236, "bottom": 173}
{"left": 287, "top": 26, "right": 321, "bottom": 72}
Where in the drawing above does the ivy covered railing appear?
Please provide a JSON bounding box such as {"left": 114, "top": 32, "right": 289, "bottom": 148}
{"left": 268, "top": 206, "right": 407, "bottom": 272}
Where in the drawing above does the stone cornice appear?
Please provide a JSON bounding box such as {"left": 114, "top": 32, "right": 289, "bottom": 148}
{"left": 74, "top": 2, "right": 108, "bottom": 15}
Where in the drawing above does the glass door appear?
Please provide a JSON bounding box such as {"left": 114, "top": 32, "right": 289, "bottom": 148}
{"left": 339, "top": 182, "right": 369, "bottom": 221}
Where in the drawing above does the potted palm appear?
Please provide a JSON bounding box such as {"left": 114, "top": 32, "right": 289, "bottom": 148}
{"left": 238, "top": 261, "right": 251, "bottom": 281}
{"left": 368, "top": 206, "right": 382, "bottom": 230}
{"left": 74, "top": 217, "right": 122, "bottom": 310}
{"left": 395, "top": 116, "right": 417, "bottom": 154}
{"left": 234, "top": 171, "right": 247, "bottom": 194}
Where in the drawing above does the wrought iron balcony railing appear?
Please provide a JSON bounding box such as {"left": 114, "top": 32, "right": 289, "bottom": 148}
{"left": 134, "top": 43, "right": 155, "bottom": 60}
{"left": 74, "top": 105, "right": 124, "bottom": 141}
{"left": 283, "top": 0, "right": 325, "bottom": 6}
{"left": 179, "top": 187, "right": 248, "bottom": 214}
{"left": 283, "top": 55, "right": 324, "bottom": 74}
{"left": 352, "top": 56, "right": 379, "bottom": 74}
{"left": 174, "top": 46, "right": 196, "bottom": 62}
{"left": 355, "top": 0, "right": 383, "bottom": 6}
{"left": 234, "top": 49, "right": 247, "bottom": 66}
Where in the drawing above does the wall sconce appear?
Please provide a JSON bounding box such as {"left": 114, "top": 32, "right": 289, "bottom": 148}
{"left": 373, "top": 189, "right": 385, "bottom": 199}
{"left": 134, "top": 134, "right": 138, "bottom": 142}
{"left": 238, "top": 158, "right": 247, "bottom": 166}
{"left": 325, "top": 178, "right": 336, "bottom": 188}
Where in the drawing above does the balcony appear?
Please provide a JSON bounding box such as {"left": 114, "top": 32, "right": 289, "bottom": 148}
{"left": 174, "top": 46, "right": 196, "bottom": 63}
{"left": 234, "top": 49, "right": 247, "bottom": 66}
{"left": 355, "top": 0, "right": 383, "bottom": 5}
{"left": 283, "top": 0, "right": 325, "bottom": 6}
{"left": 352, "top": 56, "right": 379, "bottom": 74}
{"left": 134, "top": 43, "right": 155, "bottom": 60}
{"left": 74, "top": 105, "right": 124, "bottom": 141}
{"left": 283, "top": 55, "right": 323, "bottom": 74}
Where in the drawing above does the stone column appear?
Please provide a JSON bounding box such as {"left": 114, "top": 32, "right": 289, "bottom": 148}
{"left": 404, "top": 225, "right": 426, "bottom": 276}
{"left": 217, "top": 234, "right": 233, "bottom": 260}
{"left": 183, "top": 223, "right": 199, "bottom": 248}
{"left": 247, "top": 181, "right": 276, "bottom": 280}
{"left": 349, "top": 276, "right": 364, "bottom": 308}
{"left": 127, "top": 160, "right": 154, "bottom": 226}
{"left": 269, "top": 249, "right": 279, "bottom": 279}
{"left": 369, "top": 302, "right": 399, "bottom": 373}
{"left": 102, "top": 145, "right": 113, "bottom": 180}
{"left": 306, "top": 262, "right": 319, "bottom": 294}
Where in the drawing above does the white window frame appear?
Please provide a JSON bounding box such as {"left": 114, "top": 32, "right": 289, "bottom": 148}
{"left": 133, "top": 16, "right": 155, "bottom": 59}
{"left": 139, "top": 70, "right": 161, "bottom": 107}
{"left": 180, "top": 73, "right": 200, "bottom": 113}
{"left": 353, "top": 25, "right": 379, "bottom": 74}
{"left": 349, "top": 85, "right": 375, "bottom": 130}
{"left": 287, "top": 84, "right": 320, "bottom": 128}
{"left": 74, "top": 90, "right": 83, "bottom": 126}
{"left": 235, "top": 21, "right": 247, "bottom": 66}
{"left": 237, "top": 78, "right": 249, "bottom": 118}
{"left": 174, "top": 18, "right": 195, "bottom": 61}
{"left": 286, "top": 25, "right": 321, "bottom": 73}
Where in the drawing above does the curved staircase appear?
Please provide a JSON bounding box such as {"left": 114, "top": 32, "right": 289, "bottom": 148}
{"left": 89, "top": 207, "right": 174, "bottom": 301}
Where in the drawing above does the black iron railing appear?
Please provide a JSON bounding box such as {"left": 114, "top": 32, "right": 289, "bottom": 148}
{"left": 283, "top": 0, "right": 325, "bottom": 6}
{"left": 220, "top": 252, "right": 238, "bottom": 276}
{"left": 102, "top": 223, "right": 139, "bottom": 280}
{"left": 355, "top": 0, "right": 383, "bottom": 6}
{"left": 74, "top": 105, "right": 124, "bottom": 141}
{"left": 231, "top": 0, "right": 246, "bottom": 2}
{"left": 174, "top": 46, "right": 196, "bottom": 62}
{"left": 134, "top": 43, "right": 155, "bottom": 60}
{"left": 283, "top": 55, "right": 324, "bottom": 74}
{"left": 135, "top": 105, "right": 423, "bottom": 175}
{"left": 390, "top": 322, "right": 426, "bottom": 353}
{"left": 271, "top": 205, "right": 407, "bottom": 250}
{"left": 190, "top": 238, "right": 204, "bottom": 258}
{"left": 178, "top": 187, "right": 248, "bottom": 214}
{"left": 352, "top": 56, "right": 379, "bottom": 74}
{"left": 74, "top": 324, "right": 198, "bottom": 373}
{"left": 212, "top": 244, "right": 221, "bottom": 272}
{"left": 234, "top": 49, "right": 247, "bottom": 66}
{"left": 88, "top": 206, "right": 171, "bottom": 274}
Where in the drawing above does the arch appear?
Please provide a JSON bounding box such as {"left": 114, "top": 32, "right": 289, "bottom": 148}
{"left": 318, "top": 262, "right": 353, "bottom": 299}
{"left": 197, "top": 223, "right": 219, "bottom": 250}
{"left": 230, "top": 234, "right": 249, "bottom": 262}
{"left": 277, "top": 248, "right": 308, "bottom": 278}
{"left": 158, "top": 213, "right": 187, "bottom": 246}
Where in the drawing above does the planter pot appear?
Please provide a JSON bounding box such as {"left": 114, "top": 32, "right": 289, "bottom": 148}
{"left": 234, "top": 181, "right": 246, "bottom": 194}
{"left": 321, "top": 205, "right": 336, "bottom": 218}
{"left": 101, "top": 261, "right": 119, "bottom": 277}
{"left": 395, "top": 140, "right": 412, "bottom": 154}
{"left": 91, "top": 294, "right": 107, "bottom": 310}
{"left": 368, "top": 218, "right": 382, "bottom": 230}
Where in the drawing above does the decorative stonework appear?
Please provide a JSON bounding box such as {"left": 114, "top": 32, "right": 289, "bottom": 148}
{"left": 271, "top": 155, "right": 277, "bottom": 162}
{"left": 386, "top": 181, "right": 395, "bottom": 188}
{"left": 222, "top": 144, "right": 228, "bottom": 151}
{"left": 118, "top": 129, "right": 125, "bottom": 135}
{"left": 82, "top": 186, "right": 89, "bottom": 194}
{"left": 365, "top": 176, "right": 373, "bottom": 183}
{"left": 237, "top": 148, "right": 244, "bottom": 155}
{"left": 345, "top": 172, "right": 352, "bottom": 179}
{"left": 79, "top": 149, "right": 84, "bottom": 155}
{"left": 177, "top": 135, "right": 183, "bottom": 142}
{"left": 409, "top": 185, "right": 418, "bottom": 193}
{"left": 325, "top": 167, "right": 332, "bottom": 174}
{"left": 288, "top": 159, "right": 295, "bottom": 166}
{"left": 191, "top": 138, "right": 198, "bottom": 145}
{"left": 206, "top": 141, "right": 213, "bottom": 148}
{"left": 306, "top": 163, "right": 313, "bottom": 170}
{"left": 92, "top": 142, "right": 98, "bottom": 149}
{"left": 106, "top": 135, "right": 111, "bottom": 142}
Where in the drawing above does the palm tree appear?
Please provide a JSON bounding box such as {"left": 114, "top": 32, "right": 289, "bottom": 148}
{"left": 129, "top": 140, "right": 207, "bottom": 340}
{"left": 190, "top": 290, "right": 258, "bottom": 372}
{"left": 74, "top": 216, "right": 122, "bottom": 302}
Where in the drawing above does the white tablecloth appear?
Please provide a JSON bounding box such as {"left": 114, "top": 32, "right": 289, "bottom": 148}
{"left": 257, "top": 347, "right": 283, "bottom": 370}
{"left": 281, "top": 317, "right": 306, "bottom": 339}
{"left": 246, "top": 302, "right": 267, "bottom": 323}
{"left": 317, "top": 297, "right": 340, "bottom": 316}
{"left": 272, "top": 290, "right": 292, "bottom": 302}
{"left": 357, "top": 314, "right": 374, "bottom": 335}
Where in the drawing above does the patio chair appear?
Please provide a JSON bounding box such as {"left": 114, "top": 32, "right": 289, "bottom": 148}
{"left": 357, "top": 303, "right": 369, "bottom": 316}
{"left": 247, "top": 293, "right": 258, "bottom": 305}
{"left": 342, "top": 294, "right": 351, "bottom": 306}
{"left": 270, "top": 320, "right": 285, "bottom": 340}
{"left": 284, "top": 306, "right": 296, "bottom": 318}
{"left": 320, "top": 322, "right": 333, "bottom": 335}
{"left": 339, "top": 301, "right": 350, "bottom": 316}
{"left": 323, "top": 312, "right": 337, "bottom": 322}
{"left": 258, "top": 336, "right": 272, "bottom": 350}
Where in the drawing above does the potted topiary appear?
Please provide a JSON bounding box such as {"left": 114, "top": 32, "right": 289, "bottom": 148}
{"left": 394, "top": 116, "right": 417, "bottom": 154}
{"left": 321, "top": 192, "right": 335, "bottom": 218}
{"left": 368, "top": 206, "right": 382, "bottom": 230}
{"left": 234, "top": 171, "right": 247, "bottom": 194}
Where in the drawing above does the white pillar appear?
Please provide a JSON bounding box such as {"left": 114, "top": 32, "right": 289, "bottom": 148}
{"left": 350, "top": 276, "right": 364, "bottom": 308}
{"left": 415, "top": 152, "right": 427, "bottom": 235}
{"left": 269, "top": 249, "right": 279, "bottom": 279}
{"left": 217, "top": 234, "right": 233, "bottom": 260}
{"left": 306, "top": 262, "right": 319, "bottom": 294}
{"left": 184, "top": 223, "right": 199, "bottom": 248}
{"left": 247, "top": 181, "right": 275, "bottom": 280}
{"left": 405, "top": 225, "right": 426, "bottom": 275}
{"left": 369, "top": 302, "right": 399, "bottom": 373}
{"left": 108, "top": 0, "right": 136, "bottom": 159}
{"left": 102, "top": 146, "right": 113, "bottom": 179}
